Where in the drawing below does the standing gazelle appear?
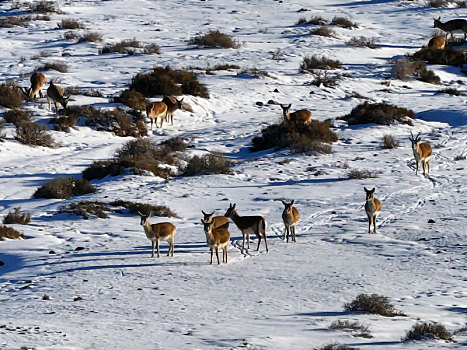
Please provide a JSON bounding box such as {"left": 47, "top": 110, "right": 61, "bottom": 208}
{"left": 427, "top": 35, "right": 445, "bottom": 50}
{"left": 201, "top": 210, "right": 229, "bottom": 230}
{"left": 281, "top": 200, "right": 299, "bottom": 243}
{"left": 224, "top": 203, "right": 268, "bottom": 253}
{"left": 433, "top": 17, "right": 467, "bottom": 40}
{"left": 47, "top": 81, "right": 69, "bottom": 114}
{"left": 409, "top": 132, "right": 432, "bottom": 176}
{"left": 162, "top": 96, "right": 184, "bottom": 126}
{"left": 202, "top": 219, "right": 230, "bottom": 264}
{"left": 139, "top": 212, "right": 176, "bottom": 258}
{"left": 280, "top": 104, "right": 312, "bottom": 124}
{"left": 364, "top": 187, "right": 381, "bottom": 234}
{"left": 146, "top": 101, "right": 168, "bottom": 129}
{"left": 21, "top": 72, "right": 46, "bottom": 100}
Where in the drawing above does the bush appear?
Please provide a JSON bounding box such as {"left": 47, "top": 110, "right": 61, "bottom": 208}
{"left": 296, "top": 16, "right": 327, "bottom": 26}
{"left": 341, "top": 102, "right": 414, "bottom": 126}
{"left": 33, "top": 177, "right": 96, "bottom": 199}
{"left": 251, "top": 120, "right": 337, "bottom": 153}
{"left": 28, "top": 1, "right": 59, "bottom": 14}
{"left": 59, "top": 201, "right": 109, "bottom": 219}
{"left": 404, "top": 321, "right": 452, "bottom": 341}
{"left": 182, "top": 153, "right": 231, "bottom": 176}
{"left": 3, "top": 208, "right": 31, "bottom": 225}
{"left": 189, "top": 30, "right": 240, "bottom": 48}
{"left": 0, "top": 225, "right": 25, "bottom": 240}
{"left": 437, "top": 88, "right": 463, "bottom": 96}
{"left": 344, "top": 294, "right": 404, "bottom": 317}
{"left": 0, "top": 16, "right": 32, "bottom": 28}
{"left": 109, "top": 200, "right": 178, "bottom": 217}
{"left": 129, "top": 66, "right": 209, "bottom": 98}
{"left": 300, "top": 55, "right": 341, "bottom": 72}
{"left": 381, "top": 134, "right": 400, "bottom": 149}
{"left": 77, "top": 32, "right": 102, "bottom": 43}
{"left": 114, "top": 89, "right": 149, "bottom": 110}
{"left": 311, "top": 71, "right": 342, "bottom": 88}
{"left": 346, "top": 169, "right": 378, "bottom": 179}
{"left": 58, "top": 18, "right": 85, "bottom": 30}
{"left": 38, "top": 62, "right": 68, "bottom": 73}
{"left": 329, "top": 320, "right": 372, "bottom": 338}
{"left": 99, "top": 39, "right": 159, "bottom": 55}
{"left": 49, "top": 115, "right": 78, "bottom": 131}
{"left": 314, "top": 344, "right": 358, "bottom": 350}
{"left": 393, "top": 59, "right": 440, "bottom": 84}
{"left": 310, "top": 25, "right": 337, "bottom": 37}
{"left": 237, "top": 67, "right": 272, "bottom": 78}
{"left": 331, "top": 16, "right": 358, "bottom": 29}
{"left": 63, "top": 87, "right": 103, "bottom": 98}
{"left": 346, "top": 37, "right": 379, "bottom": 49}
{"left": 15, "top": 121, "right": 55, "bottom": 147}
{"left": 0, "top": 81, "right": 23, "bottom": 108}
{"left": 3, "top": 109, "right": 31, "bottom": 125}
{"left": 412, "top": 47, "right": 466, "bottom": 66}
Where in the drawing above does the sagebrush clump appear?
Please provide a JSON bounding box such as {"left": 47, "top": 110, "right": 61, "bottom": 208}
{"left": 341, "top": 102, "right": 414, "bottom": 126}
{"left": 189, "top": 30, "right": 240, "bottom": 48}
{"left": 3, "top": 208, "right": 31, "bottom": 225}
{"left": 15, "top": 122, "right": 55, "bottom": 147}
{"left": 33, "top": 177, "right": 96, "bottom": 199}
{"left": 404, "top": 321, "right": 452, "bottom": 341}
{"left": 181, "top": 153, "right": 232, "bottom": 176}
{"left": 0, "top": 225, "right": 25, "bottom": 240}
{"left": 300, "top": 55, "right": 342, "bottom": 72}
{"left": 0, "top": 82, "right": 23, "bottom": 109}
{"left": 344, "top": 293, "right": 404, "bottom": 317}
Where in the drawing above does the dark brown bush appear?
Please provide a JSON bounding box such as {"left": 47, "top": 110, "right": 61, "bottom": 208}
{"left": 109, "top": 200, "right": 178, "bottom": 218}
{"left": 212, "top": 64, "right": 241, "bottom": 70}
{"left": 346, "top": 36, "right": 379, "bottom": 49}
{"left": 393, "top": 59, "right": 440, "bottom": 84}
{"left": 142, "top": 44, "right": 161, "bottom": 55}
{"left": 78, "top": 32, "right": 102, "bottom": 43}
{"left": 58, "top": 18, "right": 85, "bottom": 30}
{"left": 344, "top": 293, "right": 404, "bottom": 317}
{"left": 296, "top": 16, "right": 327, "bottom": 26}
{"left": 310, "top": 25, "right": 337, "bottom": 37}
{"left": 3, "top": 207, "right": 31, "bottom": 225}
{"left": 49, "top": 115, "right": 78, "bottom": 131}
{"left": 100, "top": 39, "right": 141, "bottom": 54}
{"left": 15, "top": 121, "right": 55, "bottom": 147}
{"left": 3, "top": 109, "right": 31, "bottom": 125}
{"left": 63, "top": 87, "right": 103, "bottom": 98}
{"left": 129, "top": 66, "right": 209, "bottom": 98}
{"left": 346, "top": 169, "right": 378, "bottom": 179}
{"left": 64, "top": 31, "right": 79, "bottom": 40}
{"left": 381, "top": 134, "right": 400, "bottom": 149}
{"left": 0, "top": 15, "right": 32, "bottom": 28}
{"left": 33, "top": 177, "right": 96, "bottom": 199}
{"left": 82, "top": 160, "right": 126, "bottom": 181}
{"left": 181, "top": 153, "right": 232, "bottom": 176}
{"left": 251, "top": 120, "right": 337, "bottom": 153}
{"left": 404, "top": 322, "right": 452, "bottom": 341}
{"left": 29, "top": 1, "right": 59, "bottom": 14}
{"left": 0, "top": 81, "right": 24, "bottom": 108}
{"left": 114, "top": 89, "right": 149, "bottom": 111}
{"left": 59, "top": 201, "right": 109, "bottom": 219}
{"left": 38, "top": 62, "right": 68, "bottom": 73}
{"left": 300, "top": 55, "right": 341, "bottom": 72}
{"left": 237, "top": 67, "right": 272, "bottom": 78}
{"left": 189, "top": 30, "right": 240, "bottom": 48}
{"left": 412, "top": 46, "right": 466, "bottom": 66}
{"left": 311, "top": 71, "right": 342, "bottom": 87}
{"left": 0, "top": 225, "right": 25, "bottom": 240}
{"left": 341, "top": 102, "right": 414, "bottom": 126}
{"left": 437, "top": 88, "right": 463, "bottom": 96}
{"left": 331, "top": 16, "right": 358, "bottom": 29}
{"left": 314, "top": 344, "right": 358, "bottom": 350}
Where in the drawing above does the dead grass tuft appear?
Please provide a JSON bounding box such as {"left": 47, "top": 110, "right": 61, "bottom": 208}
{"left": 344, "top": 293, "right": 405, "bottom": 317}
{"left": 310, "top": 25, "right": 337, "bottom": 37}
{"left": 189, "top": 30, "right": 240, "bottom": 48}
{"left": 38, "top": 62, "right": 68, "bottom": 73}
{"left": 381, "top": 134, "right": 400, "bottom": 149}
{"left": 33, "top": 177, "right": 96, "bottom": 199}
{"left": 15, "top": 122, "right": 55, "bottom": 147}
{"left": 58, "top": 19, "right": 85, "bottom": 29}
{"left": 3, "top": 207, "right": 31, "bottom": 225}
{"left": 181, "top": 153, "right": 232, "bottom": 176}
{"left": 3, "top": 109, "right": 31, "bottom": 125}
{"left": 341, "top": 102, "right": 414, "bottom": 126}
{"left": 0, "top": 82, "right": 24, "bottom": 108}
{"left": 0, "top": 225, "right": 25, "bottom": 240}
{"left": 331, "top": 16, "right": 358, "bottom": 29}
{"left": 403, "top": 321, "right": 452, "bottom": 341}
{"left": 346, "top": 36, "right": 379, "bottom": 49}
{"left": 300, "top": 55, "right": 341, "bottom": 72}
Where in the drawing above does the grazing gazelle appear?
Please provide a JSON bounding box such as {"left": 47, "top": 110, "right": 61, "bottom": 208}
{"left": 46, "top": 81, "right": 69, "bottom": 114}
{"left": 427, "top": 35, "right": 445, "bottom": 50}
{"left": 364, "top": 187, "right": 381, "bottom": 234}
{"left": 409, "top": 132, "right": 432, "bottom": 176}
{"left": 146, "top": 101, "right": 168, "bottom": 129}
{"left": 433, "top": 17, "right": 467, "bottom": 40}
{"left": 281, "top": 200, "right": 299, "bottom": 243}
{"left": 162, "top": 96, "right": 184, "bottom": 126}
{"left": 280, "top": 103, "right": 312, "bottom": 124}
{"left": 138, "top": 212, "right": 176, "bottom": 258}
{"left": 201, "top": 210, "right": 229, "bottom": 230}
{"left": 202, "top": 219, "right": 230, "bottom": 264}
{"left": 21, "top": 72, "right": 46, "bottom": 100}
{"left": 224, "top": 203, "right": 268, "bottom": 253}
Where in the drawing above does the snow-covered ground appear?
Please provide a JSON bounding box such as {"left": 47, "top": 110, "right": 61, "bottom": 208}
{"left": 1, "top": 0, "right": 466, "bottom": 349}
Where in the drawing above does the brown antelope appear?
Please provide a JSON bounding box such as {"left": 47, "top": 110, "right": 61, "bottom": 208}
{"left": 139, "top": 212, "right": 176, "bottom": 258}
{"left": 433, "top": 17, "right": 467, "bottom": 40}
{"left": 280, "top": 104, "right": 312, "bottom": 124}
{"left": 224, "top": 203, "right": 268, "bottom": 253}
{"left": 146, "top": 101, "right": 168, "bottom": 129}
{"left": 409, "top": 132, "right": 432, "bottom": 176}
{"left": 162, "top": 96, "right": 184, "bottom": 126}
{"left": 21, "top": 72, "right": 46, "bottom": 100}
{"left": 364, "top": 187, "right": 382, "bottom": 234}
{"left": 427, "top": 35, "right": 445, "bottom": 50}
{"left": 47, "top": 82, "right": 69, "bottom": 114}
{"left": 202, "top": 219, "right": 230, "bottom": 264}
{"left": 201, "top": 210, "right": 229, "bottom": 230}
{"left": 281, "top": 200, "right": 299, "bottom": 243}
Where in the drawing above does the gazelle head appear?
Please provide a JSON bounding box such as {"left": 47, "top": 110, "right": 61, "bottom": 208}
{"left": 281, "top": 200, "right": 295, "bottom": 214}
{"left": 224, "top": 203, "right": 236, "bottom": 218}
{"left": 201, "top": 210, "right": 214, "bottom": 223}
{"left": 138, "top": 211, "right": 150, "bottom": 226}
{"left": 201, "top": 218, "right": 215, "bottom": 233}
{"left": 409, "top": 131, "right": 421, "bottom": 149}
{"left": 364, "top": 187, "right": 376, "bottom": 201}
{"left": 433, "top": 16, "right": 441, "bottom": 28}
{"left": 176, "top": 97, "right": 184, "bottom": 110}
{"left": 280, "top": 103, "right": 292, "bottom": 120}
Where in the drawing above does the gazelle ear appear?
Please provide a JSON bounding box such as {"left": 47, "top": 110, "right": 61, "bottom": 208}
{"left": 371, "top": 188, "right": 375, "bottom": 193}
{"left": 281, "top": 200, "right": 287, "bottom": 206}
{"left": 290, "top": 199, "right": 295, "bottom": 205}
{"left": 232, "top": 203, "right": 236, "bottom": 209}
{"left": 287, "top": 103, "right": 292, "bottom": 108}
{"left": 202, "top": 210, "right": 207, "bottom": 215}
{"left": 364, "top": 187, "right": 369, "bottom": 192}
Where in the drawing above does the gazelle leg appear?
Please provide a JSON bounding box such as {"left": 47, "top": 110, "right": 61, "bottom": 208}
{"left": 373, "top": 216, "right": 377, "bottom": 233}
{"left": 242, "top": 232, "right": 246, "bottom": 253}
{"left": 292, "top": 226, "right": 296, "bottom": 242}
{"left": 156, "top": 240, "right": 160, "bottom": 258}
{"left": 151, "top": 241, "right": 155, "bottom": 258}
{"left": 256, "top": 236, "right": 261, "bottom": 251}
{"left": 216, "top": 247, "right": 220, "bottom": 264}
{"left": 286, "top": 227, "right": 289, "bottom": 243}
{"left": 263, "top": 233, "right": 268, "bottom": 252}
{"left": 247, "top": 233, "right": 250, "bottom": 249}
{"left": 210, "top": 248, "right": 213, "bottom": 264}
{"left": 368, "top": 217, "right": 371, "bottom": 233}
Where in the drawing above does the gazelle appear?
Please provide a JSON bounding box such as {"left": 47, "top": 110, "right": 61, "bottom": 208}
{"left": 364, "top": 187, "right": 381, "bottom": 234}
{"left": 162, "top": 96, "right": 184, "bottom": 126}
{"left": 281, "top": 200, "right": 299, "bottom": 243}
{"left": 139, "top": 212, "right": 176, "bottom": 258}
{"left": 280, "top": 103, "right": 312, "bottom": 124}
{"left": 21, "top": 72, "right": 46, "bottom": 100}
{"left": 146, "top": 101, "right": 168, "bottom": 129}
{"left": 433, "top": 17, "right": 467, "bottom": 40}
{"left": 201, "top": 210, "right": 229, "bottom": 230}
{"left": 202, "top": 219, "right": 230, "bottom": 264}
{"left": 224, "top": 203, "right": 268, "bottom": 253}
{"left": 409, "top": 132, "right": 432, "bottom": 176}
{"left": 427, "top": 35, "right": 445, "bottom": 50}
{"left": 47, "top": 82, "right": 69, "bottom": 114}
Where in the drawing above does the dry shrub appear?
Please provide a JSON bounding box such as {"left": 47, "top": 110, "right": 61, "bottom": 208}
{"left": 412, "top": 47, "right": 466, "bottom": 66}
{"left": 100, "top": 39, "right": 142, "bottom": 54}
{"left": 0, "top": 225, "right": 25, "bottom": 240}
{"left": 329, "top": 320, "right": 372, "bottom": 338}
{"left": 311, "top": 71, "right": 342, "bottom": 87}
{"left": 296, "top": 16, "right": 327, "bottom": 25}
{"left": 300, "top": 55, "right": 341, "bottom": 72}
{"left": 33, "top": 177, "right": 96, "bottom": 199}
{"left": 15, "top": 122, "right": 55, "bottom": 147}
{"left": 331, "top": 16, "right": 358, "bottom": 29}
{"left": 237, "top": 67, "right": 272, "bottom": 78}
{"left": 346, "top": 169, "right": 378, "bottom": 179}
{"left": 381, "top": 134, "right": 400, "bottom": 149}
{"left": 143, "top": 44, "right": 161, "bottom": 55}
{"left": 38, "top": 62, "right": 68, "bottom": 73}
{"left": 437, "top": 88, "right": 463, "bottom": 96}
{"left": 109, "top": 200, "right": 178, "bottom": 218}
{"left": 3, "top": 109, "right": 31, "bottom": 125}
{"left": 64, "top": 31, "right": 79, "bottom": 40}
{"left": 341, "top": 102, "right": 414, "bottom": 126}
{"left": 0, "top": 82, "right": 23, "bottom": 108}
{"left": 393, "top": 59, "right": 440, "bottom": 84}
{"left": 212, "top": 64, "right": 241, "bottom": 70}
{"left": 114, "top": 89, "right": 149, "bottom": 110}
{"left": 344, "top": 293, "right": 404, "bottom": 317}
{"left": 404, "top": 321, "right": 452, "bottom": 341}
{"left": 129, "top": 66, "right": 209, "bottom": 98}
{"left": 58, "top": 19, "right": 85, "bottom": 30}
{"left": 3, "top": 207, "right": 31, "bottom": 225}
{"left": 346, "top": 36, "right": 379, "bottom": 49}
{"left": 310, "top": 25, "right": 337, "bottom": 37}
{"left": 63, "top": 87, "right": 103, "bottom": 98}
{"left": 314, "top": 344, "right": 358, "bottom": 350}
{"left": 78, "top": 32, "right": 102, "bottom": 43}
{"left": 0, "top": 15, "right": 32, "bottom": 28}
{"left": 59, "top": 201, "right": 109, "bottom": 219}
{"left": 189, "top": 30, "right": 240, "bottom": 48}
{"left": 251, "top": 120, "right": 337, "bottom": 153}
{"left": 428, "top": 0, "right": 450, "bottom": 7}
{"left": 49, "top": 115, "right": 78, "bottom": 131}
{"left": 181, "top": 153, "right": 231, "bottom": 176}
{"left": 28, "top": 1, "right": 59, "bottom": 13}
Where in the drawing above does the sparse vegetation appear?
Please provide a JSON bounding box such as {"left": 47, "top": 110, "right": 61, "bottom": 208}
{"left": 33, "top": 177, "right": 96, "bottom": 199}
{"left": 454, "top": 154, "right": 466, "bottom": 161}
{"left": 237, "top": 67, "right": 272, "bottom": 78}
{"left": 314, "top": 344, "right": 358, "bottom": 350}
{"left": 181, "top": 153, "right": 232, "bottom": 176}
{"left": 403, "top": 321, "right": 452, "bottom": 341}
{"left": 381, "top": 134, "right": 400, "bottom": 149}
{"left": 437, "top": 88, "right": 464, "bottom": 96}
{"left": 331, "top": 16, "right": 358, "bottom": 29}
{"left": 28, "top": 1, "right": 59, "bottom": 14}
{"left": 311, "top": 71, "right": 342, "bottom": 88}
{"left": 300, "top": 55, "right": 342, "bottom": 73}
{"left": 341, "top": 102, "right": 415, "bottom": 126}
{"left": 77, "top": 32, "right": 103, "bottom": 43}
{"left": 38, "top": 62, "right": 68, "bottom": 73}
{"left": 412, "top": 47, "right": 466, "bottom": 67}
{"left": 296, "top": 16, "right": 327, "bottom": 26}
{"left": 58, "top": 18, "right": 85, "bottom": 30}
{"left": 109, "top": 200, "right": 179, "bottom": 217}
{"left": 392, "top": 59, "right": 440, "bottom": 84}
{"left": 189, "top": 30, "right": 240, "bottom": 48}
{"left": 15, "top": 122, "right": 55, "bottom": 147}
{"left": 427, "top": 0, "right": 465, "bottom": 8}
{"left": 346, "top": 36, "right": 379, "bottom": 49}
{"left": 344, "top": 293, "right": 404, "bottom": 317}
{"left": 0, "top": 15, "right": 32, "bottom": 28}
{"left": 99, "top": 39, "right": 158, "bottom": 55}
{"left": 49, "top": 115, "right": 78, "bottom": 131}
{"left": 346, "top": 169, "right": 378, "bottom": 179}
{"left": 63, "top": 87, "right": 104, "bottom": 98}
{"left": 0, "top": 225, "right": 25, "bottom": 241}
{"left": 58, "top": 201, "right": 110, "bottom": 219}
{"left": 329, "top": 320, "right": 372, "bottom": 338}
{"left": 2, "top": 208, "right": 31, "bottom": 225}
{"left": 114, "top": 89, "right": 149, "bottom": 111}
{"left": 3, "top": 109, "right": 31, "bottom": 125}
{"left": 310, "top": 25, "right": 337, "bottom": 37}
{"left": 0, "top": 82, "right": 23, "bottom": 109}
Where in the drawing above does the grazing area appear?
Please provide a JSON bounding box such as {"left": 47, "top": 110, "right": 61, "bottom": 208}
{"left": 0, "top": 1, "right": 466, "bottom": 349}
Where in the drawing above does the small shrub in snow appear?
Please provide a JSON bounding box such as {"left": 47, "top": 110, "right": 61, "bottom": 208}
{"left": 329, "top": 320, "right": 372, "bottom": 338}
{"left": 78, "top": 32, "right": 103, "bottom": 43}
{"left": 59, "top": 201, "right": 110, "bottom": 219}
{"left": 344, "top": 293, "right": 404, "bottom": 317}
{"left": 0, "top": 82, "right": 23, "bottom": 109}
{"left": 3, "top": 109, "right": 31, "bottom": 125}
{"left": 237, "top": 67, "right": 272, "bottom": 78}
{"left": 3, "top": 208, "right": 31, "bottom": 225}
{"left": 49, "top": 115, "right": 79, "bottom": 131}
{"left": 403, "top": 321, "right": 452, "bottom": 341}
{"left": 0, "top": 225, "right": 25, "bottom": 241}
{"left": 58, "top": 18, "right": 85, "bottom": 30}
{"left": 300, "top": 55, "right": 342, "bottom": 72}
{"left": 63, "top": 87, "right": 103, "bottom": 98}
{"left": 392, "top": 59, "right": 440, "bottom": 84}
{"left": 454, "top": 154, "right": 466, "bottom": 161}
{"left": 311, "top": 71, "right": 342, "bottom": 88}
{"left": 100, "top": 39, "right": 141, "bottom": 54}
{"left": 341, "top": 102, "right": 414, "bottom": 126}
{"left": 437, "top": 88, "right": 463, "bottom": 96}
{"left": 0, "top": 16, "right": 32, "bottom": 28}
{"left": 381, "top": 134, "right": 400, "bottom": 149}
{"left": 29, "top": 1, "right": 59, "bottom": 14}
{"left": 310, "top": 26, "right": 337, "bottom": 37}
{"left": 314, "top": 343, "right": 358, "bottom": 350}
{"left": 114, "top": 89, "right": 149, "bottom": 111}
{"left": 189, "top": 30, "right": 240, "bottom": 48}
{"left": 296, "top": 16, "right": 327, "bottom": 26}
{"left": 33, "top": 177, "right": 96, "bottom": 199}
{"left": 412, "top": 47, "right": 466, "bottom": 66}
{"left": 346, "top": 169, "right": 378, "bottom": 179}
{"left": 38, "top": 62, "right": 68, "bottom": 73}
{"left": 109, "top": 200, "right": 178, "bottom": 217}
{"left": 331, "top": 16, "right": 358, "bottom": 29}
{"left": 181, "top": 153, "right": 232, "bottom": 176}
{"left": 346, "top": 36, "right": 379, "bottom": 49}
{"left": 15, "top": 121, "right": 55, "bottom": 147}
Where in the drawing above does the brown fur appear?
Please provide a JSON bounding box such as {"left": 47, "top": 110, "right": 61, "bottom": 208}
{"left": 162, "top": 96, "right": 184, "bottom": 126}
{"left": 27, "top": 72, "right": 46, "bottom": 100}
{"left": 281, "top": 103, "right": 312, "bottom": 124}
{"left": 427, "top": 35, "right": 445, "bottom": 50}
{"left": 202, "top": 219, "right": 230, "bottom": 264}
{"left": 281, "top": 200, "right": 299, "bottom": 243}
{"left": 201, "top": 210, "right": 229, "bottom": 230}
{"left": 409, "top": 132, "right": 432, "bottom": 176}
{"left": 146, "top": 101, "right": 168, "bottom": 129}
{"left": 47, "top": 82, "right": 69, "bottom": 114}
{"left": 139, "top": 213, "right": 176, "bottom": 258}
{"left": 364, "top": 187, "right": 382, "bottom": 233}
